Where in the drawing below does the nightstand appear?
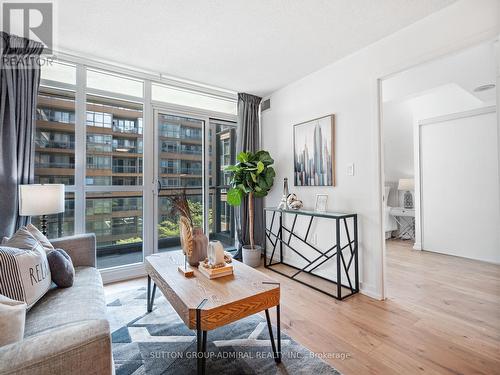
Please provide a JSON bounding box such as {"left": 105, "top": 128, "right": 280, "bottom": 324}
{"left": 390, "top": 207, "right": 415, "bottom": 240}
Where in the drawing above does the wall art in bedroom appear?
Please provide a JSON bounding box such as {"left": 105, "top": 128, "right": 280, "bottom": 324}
{"left": 293, "top": 114, "right": 335, "bottom": 186}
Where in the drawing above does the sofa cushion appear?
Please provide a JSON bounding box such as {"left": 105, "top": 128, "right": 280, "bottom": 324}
{"left": 24, "top": 267, "right": 106, "bottom": 337}
{"left": 0, "top": 232, "right": 52, "bottom": 309}
{"left": 0, "top": 294, "right": 27, "bottom": 346}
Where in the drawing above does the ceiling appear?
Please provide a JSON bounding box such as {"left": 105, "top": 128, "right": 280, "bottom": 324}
{"left": 383, "top": 42, "right": 497, "bottom": 105}
{"left": 56, "top": 0, "right": 457, "bottom": 96}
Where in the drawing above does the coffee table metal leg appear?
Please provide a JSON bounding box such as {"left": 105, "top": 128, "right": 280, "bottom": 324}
{"left": 147, "top": 275, "right": 156, "bottom": 313}
{"left": 147, "top": 276, "right": 151, "bottom": 312}
{"left": 265, "top": 309, "right": 279, "bottom": 363}
{"left": 277, "top": 304, "right": 281, "bottom": 361}
{"left": 196, "top": 299, "right": 208, "bottom": 375}
{"left": 151, "top": 284, "right": 156, "bottom": 309}
{"left": 202, "top": 330, "right": 207, "bottom": 374}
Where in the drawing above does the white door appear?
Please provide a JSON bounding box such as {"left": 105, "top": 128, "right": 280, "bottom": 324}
{"left": 420, "top": 107, "right": 499, "bottom": 263}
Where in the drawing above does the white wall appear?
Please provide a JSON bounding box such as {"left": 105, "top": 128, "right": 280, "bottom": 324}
{"left": 382, "top": 42, "right": 497, "bottom": 208}
{"left": 383, "top": 100, "right": 414, "bottom": 184}
{"left": 384, "top": 83, "right": 488, "bottom": 208}
{"left": 261, "top": 0, "right": 499, "bottom": 299}
{"left": 420, "top": 108, "right": 499, "bottom": 263}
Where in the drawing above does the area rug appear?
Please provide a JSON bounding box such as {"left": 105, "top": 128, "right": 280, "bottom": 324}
{"left": 106, "top": 287, "right": 341, "bottom": 374}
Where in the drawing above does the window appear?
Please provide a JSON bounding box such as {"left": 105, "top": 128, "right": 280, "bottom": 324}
{"left": 86, "top": 192, "right": 143, "bottom": 269}
{"left": 152, "top": 83, "right": 236, "bottom": 115}
{"left": 86, "top": 176, "right": 112, "bottom": 185}
{"left": 32, "top": 193, "right": 75, "bottom": 238}
{"left": 35, "top": 88, "right": 76, "bottom": 186}
{"left": 160, "top": 159, "right": 179, "bottom": 174}
{"left": 159, "top": 122, "right": 181, "bottom": 138}
{"left": 208, "top": 119, "right": 236, "bottom": 246}
{"left": 112, "top": 158, "right": 141, "bottom": 173}
{"left": 87, "top": 69, "right": 144, "bottom": 98}
{"left": 41, "top": 61, "right": 76, "bottom": 85}
{"left": 87, "top": 155, "right": 111, "bottom": 169}
{"left": 86, "top": 95, "right": 143, "bottom": 187}
{"left": 87, "top": 134, "right": 112, "bottom": 152}
{"left": 37, "top": 61, "right": 237, "bottom": 272}
{"left": 86, "top": 110, "right": 112, "bottom": 128}
{"left": 160, "top": 140, "right": 179, "bottom": 153}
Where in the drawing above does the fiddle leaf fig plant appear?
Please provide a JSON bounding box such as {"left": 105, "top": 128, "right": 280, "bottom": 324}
{"left": 225, "top": 150, "right": 275, "bottom": 248}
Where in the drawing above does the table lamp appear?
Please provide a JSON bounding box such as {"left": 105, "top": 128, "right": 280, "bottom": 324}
{"left": 398, "top": 179, "right": 414, "bottom": 209}
{"left": 19, "top": 184, "right": 65, "bottom": 235}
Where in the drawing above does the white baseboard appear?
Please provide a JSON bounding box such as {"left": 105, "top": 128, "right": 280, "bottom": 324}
{"left": 100, "top": 263, "right": 146, "bottom": 284}
{"left": 413, "top": 242, "right": 422, "bottom": 250}
{"left": 359, "top": 283, "right": 383, "bottom": 300}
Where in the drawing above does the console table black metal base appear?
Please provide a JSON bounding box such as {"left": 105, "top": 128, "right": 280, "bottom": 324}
{"left": 264, "top": 208, "right": 359, "bottom": 300}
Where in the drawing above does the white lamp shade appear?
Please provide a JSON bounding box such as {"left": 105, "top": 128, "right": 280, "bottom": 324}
{"left": 398, "top": 179, "right": 414, "bottom": 191}
{"left": 19, "top": 184, "right": 65, "bottom": 216}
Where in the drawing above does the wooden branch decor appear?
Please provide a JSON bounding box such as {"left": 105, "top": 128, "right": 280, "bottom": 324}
{"left": 168, "top": 189, "right": 195, "bottom": 277}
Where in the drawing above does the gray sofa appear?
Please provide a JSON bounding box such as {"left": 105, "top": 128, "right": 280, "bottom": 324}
{"left": 0, "top": 234, "right": 113, "bottom": 375}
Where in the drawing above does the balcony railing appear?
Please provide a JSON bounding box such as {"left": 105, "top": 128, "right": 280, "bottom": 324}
{"left": 112, "top": 126, "right": 142, "bottom": 135}
{"left": 112, "top": 146, "right": 140, "bottom": 153}
{"left": 36, "top": 140, "right": 75, "bottom": 150}
{"left": 35, "top": 162, "right": 75, "bottom": 169}
{"left": 112, "top": 166, "right": 142, "bottom": 173}
{"left": 180, "top": 167, "right": 202, "bottom": 175}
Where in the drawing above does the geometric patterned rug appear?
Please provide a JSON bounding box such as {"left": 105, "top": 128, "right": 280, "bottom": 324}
{"left": 106, "top": 287, "right": 341, "bottom": 374}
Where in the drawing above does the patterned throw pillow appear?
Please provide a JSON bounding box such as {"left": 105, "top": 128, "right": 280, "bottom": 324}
{"left": 0, "top": 228, "right": 52, "bottom": 309}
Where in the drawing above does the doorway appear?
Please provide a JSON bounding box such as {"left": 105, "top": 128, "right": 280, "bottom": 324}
{"left": 380, "top": 41, "right": 499, "bottom": 300}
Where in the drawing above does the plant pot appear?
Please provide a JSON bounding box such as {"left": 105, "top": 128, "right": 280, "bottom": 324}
{"left": 242, "top": 245, "right": 262, "bottom": 267}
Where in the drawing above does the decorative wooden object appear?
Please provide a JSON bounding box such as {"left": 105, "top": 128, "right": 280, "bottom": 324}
{"left": 177, "top": 265, "right": 194, "bottom": 278}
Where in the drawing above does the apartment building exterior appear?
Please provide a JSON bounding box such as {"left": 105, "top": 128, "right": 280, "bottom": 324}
{"left": 34, "top": 87, "right": 235, "bottom": 267}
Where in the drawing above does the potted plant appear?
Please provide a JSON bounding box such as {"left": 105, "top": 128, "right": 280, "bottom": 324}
{"left": 225, "top": 150, "right": 275, "bottom": 267}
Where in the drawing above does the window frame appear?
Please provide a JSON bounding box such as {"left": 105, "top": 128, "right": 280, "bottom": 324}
{"left": 39, "top": 57, "right": 237, "bottom": 283}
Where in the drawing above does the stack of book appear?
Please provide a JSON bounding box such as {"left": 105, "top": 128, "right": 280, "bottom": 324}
{"left": 198, "top": 263, "right": 233, "bottom": 279}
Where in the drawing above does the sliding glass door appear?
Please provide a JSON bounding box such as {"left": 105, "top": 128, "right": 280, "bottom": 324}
{"left": 154, "top": 111, "right": 236, "bottom": 253}
{"left": 156, "top": 113, "right": 205, "bottom": 252}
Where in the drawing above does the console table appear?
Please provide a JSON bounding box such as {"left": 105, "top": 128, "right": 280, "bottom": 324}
{"left": 264, "top": 208, "right": 358, "bottom": 300}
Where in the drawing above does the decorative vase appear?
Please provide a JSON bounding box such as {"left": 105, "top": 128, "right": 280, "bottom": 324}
{"left": 208, "top": 240, "right": 225, "bottom": 266}
{"left": 189, "top": 227, "right": 208, "bottom": 266}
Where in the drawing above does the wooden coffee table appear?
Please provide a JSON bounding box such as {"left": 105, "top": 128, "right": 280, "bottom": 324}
{"left": 145, "top": 251, "right": 281, "bottom": 374}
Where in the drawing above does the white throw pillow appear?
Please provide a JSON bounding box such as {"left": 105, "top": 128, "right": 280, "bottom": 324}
{"left": 0, "top": 228, "right": 52, "bottom": 309}
{"left": 0, "top": 294, "right": 27, "bottom": 346}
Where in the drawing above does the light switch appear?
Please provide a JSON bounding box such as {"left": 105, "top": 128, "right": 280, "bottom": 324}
{"left": 347, "top": 163, "right": 355, "bottom": 176}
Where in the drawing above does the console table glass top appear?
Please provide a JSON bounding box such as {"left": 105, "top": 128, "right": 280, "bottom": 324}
{"left": 264, "top": 207, "right": 356, "bottom": 219}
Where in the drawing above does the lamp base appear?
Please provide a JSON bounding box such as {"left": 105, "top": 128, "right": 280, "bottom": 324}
{"left": 403, "top": 191, "right": 413, "bottom": 209}
{"left": 40, "top": 215, "right": 48, "bottom": 236}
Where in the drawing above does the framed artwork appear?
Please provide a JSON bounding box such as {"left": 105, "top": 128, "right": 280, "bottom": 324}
{"left": 315, "top": 194, "right": 328, "bottom": 212}
{"left": 293, "top": 114, "right": 335, "bottom": 186}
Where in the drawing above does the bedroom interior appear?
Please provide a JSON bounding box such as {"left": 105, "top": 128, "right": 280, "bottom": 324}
{"left": 381, "top": 40, "right": 499, "bottom": 304}
{"left": 0, "top": 1, "right": 499, "bottom": 374}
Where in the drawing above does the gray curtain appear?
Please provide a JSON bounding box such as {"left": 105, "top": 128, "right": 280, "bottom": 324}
{"left": 234, "top": 93, "right": 263, "bottom": 258}
{"left": 0, "top": 32, "right": 44, "bottom": 237}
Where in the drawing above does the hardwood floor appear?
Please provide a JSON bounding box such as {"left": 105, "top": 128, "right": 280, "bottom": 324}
{"left": 105, "top": 240, "right": 500, "bottom": 374}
